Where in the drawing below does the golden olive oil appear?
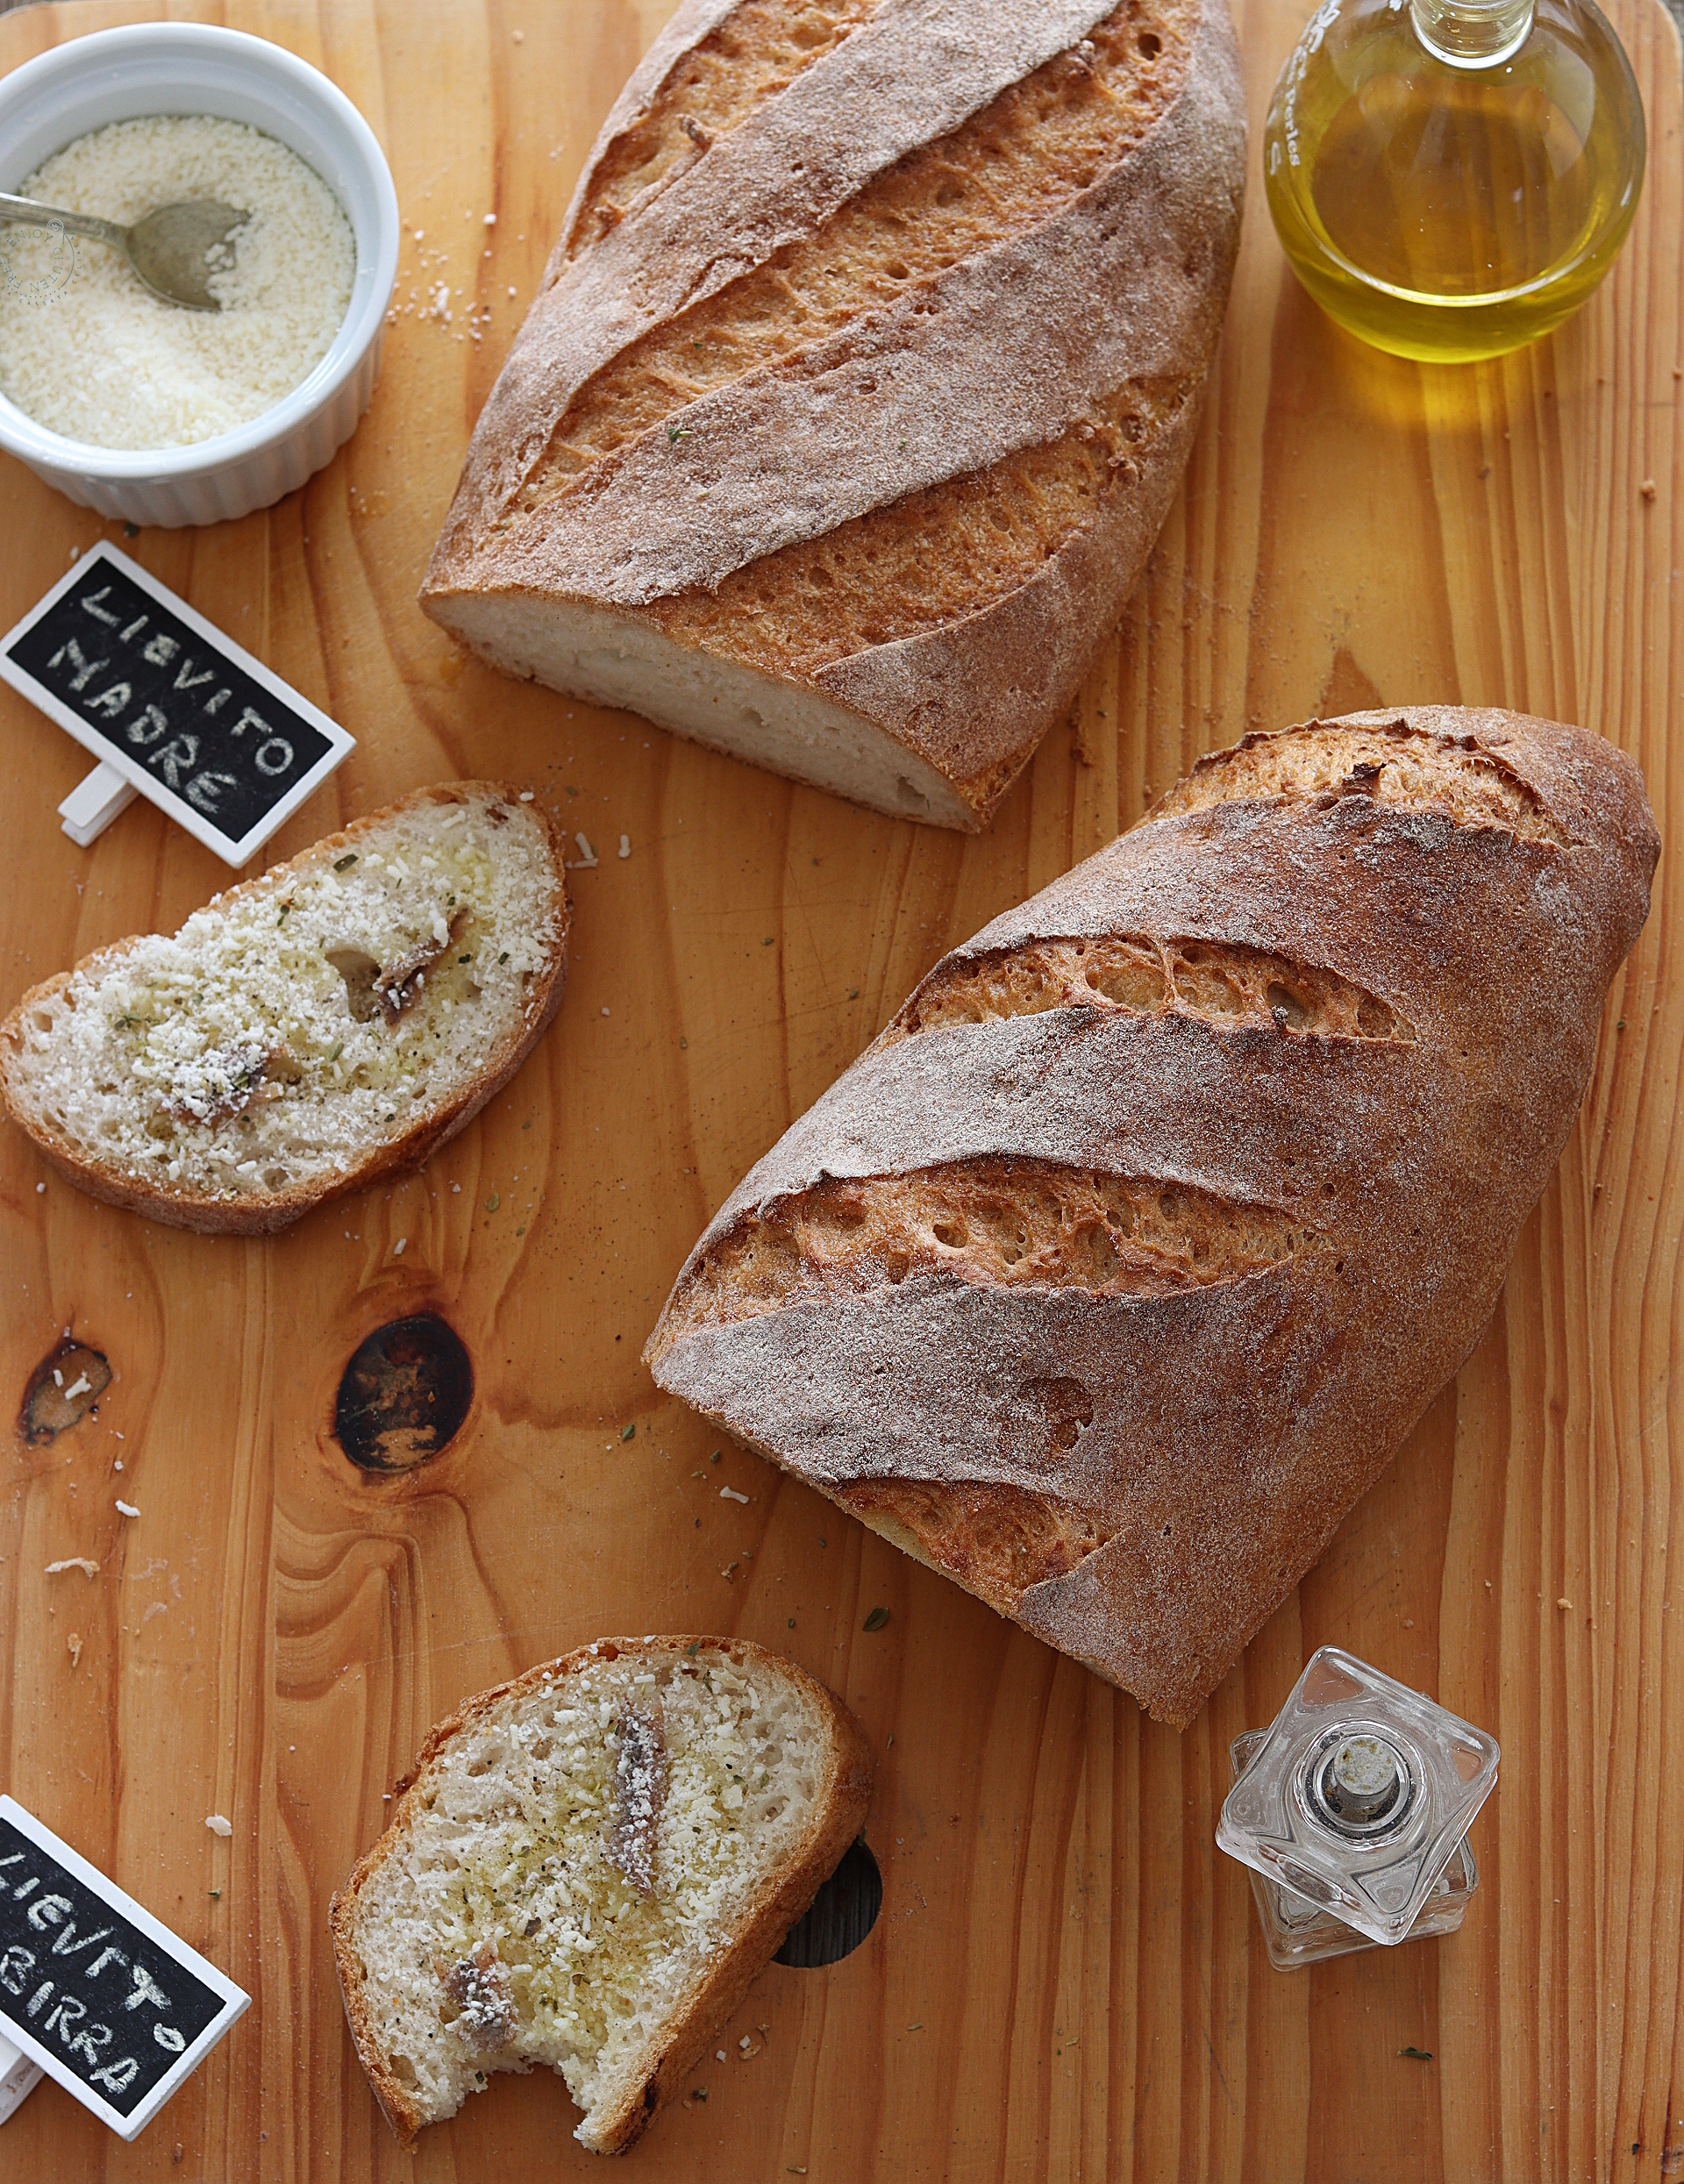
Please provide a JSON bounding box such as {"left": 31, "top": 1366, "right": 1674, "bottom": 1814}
{"left": 1265, "top": 0, "right": 1645, "bottom": 361}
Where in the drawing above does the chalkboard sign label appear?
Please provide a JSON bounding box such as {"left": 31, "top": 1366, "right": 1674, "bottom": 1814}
{"left": 0, "top": 541, "right": 354, "bottom": 868}
{"left": 0, "top": 1795, "right": 248, "bottom": 2140}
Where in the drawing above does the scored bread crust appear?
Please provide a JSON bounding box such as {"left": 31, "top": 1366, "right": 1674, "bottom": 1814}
{"left": 646, "top": 708, "right": 1659, "bottom": 1724}
{"left": 0, "top": 783, "right": 570, "bottom": 1237}
{"left": 329, "top": 1637, "right": 873, "bottom": 2154}
{"left": 420, "top": 0, "right": 1246, "bottom": 830}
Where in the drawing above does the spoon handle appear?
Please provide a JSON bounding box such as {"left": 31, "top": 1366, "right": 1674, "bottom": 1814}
{"left": 0, "top": 192, "right": 127, "bottom": 251}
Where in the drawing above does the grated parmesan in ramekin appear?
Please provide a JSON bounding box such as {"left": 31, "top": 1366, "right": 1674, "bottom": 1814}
{"left": 0, "top": 114, "right": 354, "bottom": 451}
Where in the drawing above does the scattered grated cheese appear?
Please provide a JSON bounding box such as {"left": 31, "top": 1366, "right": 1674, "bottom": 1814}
{"left": 720, "top": 1487, "right": 749, "bottom": 1505}
{"left": 45, "top": 1558, "right": 100, "bottom": 1578}
{"left": 115, "top": 1500, "right": 140, "bottom": 1517}
{"left": 205, "top": 1814, "right": 233, "bottom": 1837}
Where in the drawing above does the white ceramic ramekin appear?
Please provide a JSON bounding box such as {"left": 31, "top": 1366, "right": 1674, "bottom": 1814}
{"left": 0, "top": 22, "right": 399, "bottom": 527}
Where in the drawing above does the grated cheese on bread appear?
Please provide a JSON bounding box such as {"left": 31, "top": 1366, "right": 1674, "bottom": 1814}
{"left": 330, "top": 1637, "right": 873, "bottom": 2154}
{"left": 0, "top": 783, "right": 568, "bottom": 1234}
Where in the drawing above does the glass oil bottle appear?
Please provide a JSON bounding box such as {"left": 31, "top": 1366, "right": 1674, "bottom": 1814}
{"left": 1264, "top": 0, "right": 1646, "bottom": 361}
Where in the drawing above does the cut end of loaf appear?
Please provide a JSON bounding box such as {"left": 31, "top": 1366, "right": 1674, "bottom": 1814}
{"left": 424, "top": 588, "right": 978, "bottom": 827}
{"left": 0, "top": 784, "right": 568, "bottom": 1232}
{"left": 332, "top": 1638, "right": 871, "bottom": 2154}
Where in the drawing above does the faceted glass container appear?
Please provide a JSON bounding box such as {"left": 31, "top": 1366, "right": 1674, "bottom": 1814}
{"left": 1230, "top": 1728, "right": 1480, "bottom": 1967}
{"left": 1217, "top": 1646, "right": 1499, "bottom": 1945}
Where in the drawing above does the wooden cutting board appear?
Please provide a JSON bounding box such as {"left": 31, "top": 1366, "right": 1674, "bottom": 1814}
{"left": 1, "top": 1, "right": 1680, "bottom": 2177}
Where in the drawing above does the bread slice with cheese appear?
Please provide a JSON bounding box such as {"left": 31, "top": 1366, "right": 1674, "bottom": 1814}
{"left": 330, "top": 1637, "right": 873, "bottom": 2154}
{"left": 0, "top": 782, "right": 568, "bottom": 1234}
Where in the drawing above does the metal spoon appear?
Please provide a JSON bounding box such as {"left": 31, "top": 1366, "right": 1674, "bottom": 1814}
{"left": 0, "top": 191, "right": 248, "bottom": 311}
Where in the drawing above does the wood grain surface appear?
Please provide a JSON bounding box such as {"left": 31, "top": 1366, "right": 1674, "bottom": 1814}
{"left": 0, "top": 1, "right": 1680, "bottom": 2177}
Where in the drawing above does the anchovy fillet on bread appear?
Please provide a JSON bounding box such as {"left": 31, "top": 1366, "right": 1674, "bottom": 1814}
{"left": 331, "top": 1638, "right": 872, "bottom": 2153}
{"left": 420, "top": 0, "right": 1247, "bottom": 830}
{"left": 646, "top": 709, "right": 1658, "bottom": 1724}
{"left": 0, "top": 784, "right": 568, "bottom": 1234}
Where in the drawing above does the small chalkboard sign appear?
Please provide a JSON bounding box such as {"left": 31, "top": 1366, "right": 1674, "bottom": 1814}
{"left": 0, "top": 541, "right": 353, "bottom": 867}
{"left": 0, "top": 1795, "right": 248, "bottom": 2140}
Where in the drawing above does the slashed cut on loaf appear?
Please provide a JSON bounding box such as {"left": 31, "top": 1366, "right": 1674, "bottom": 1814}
{"left": 0, "top": 783, "right": 567, "bottom": 1234}
{"left": 420, "top": 0, "right": 1246, "bottom": 831}
{"left": 647, "top": 708, "right": 1659, "bottom": 1724}
{"left": 331, "top": 1638, "right": 872, "bottom": 2153}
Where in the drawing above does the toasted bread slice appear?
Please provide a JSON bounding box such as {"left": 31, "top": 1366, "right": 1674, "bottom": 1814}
{"left": 0, "top": 782, "right": 568, "bottom": 1234}
{"left": 330, "top": 1637, "right": 873, "bottom": 2153}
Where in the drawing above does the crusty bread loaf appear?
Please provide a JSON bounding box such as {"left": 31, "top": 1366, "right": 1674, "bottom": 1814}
{"left": 0, "top": 783, "right": 567, "bottom": 1234}
{"left": 330, "top": 1637, "right": 872, "bottom": 2154}
{"left": 646, "top": 708, "right": 1659, "bottom": 1724}
{"left": 420, "top": 0, "right": 1246, "bottom": 831}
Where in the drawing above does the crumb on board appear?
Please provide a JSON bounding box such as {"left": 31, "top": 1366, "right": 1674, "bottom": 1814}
{"left": 205, "top": 1813, "right": 233, "bottom": 1837}
{"left": 46, "top": 1557, "right": 100, "bottom": 1578}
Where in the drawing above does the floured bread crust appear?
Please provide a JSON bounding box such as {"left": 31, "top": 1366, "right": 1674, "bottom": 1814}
{"left": 646, "top": 708, "right": 1659, "bottom": 1724}
{"left": 421, "top": 0, "right": 1247, "bottom": 829}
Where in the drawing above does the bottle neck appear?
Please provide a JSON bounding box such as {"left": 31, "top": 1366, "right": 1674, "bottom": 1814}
{"left": 1409, "top": 0, "right": 1536, "bottom": 66}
